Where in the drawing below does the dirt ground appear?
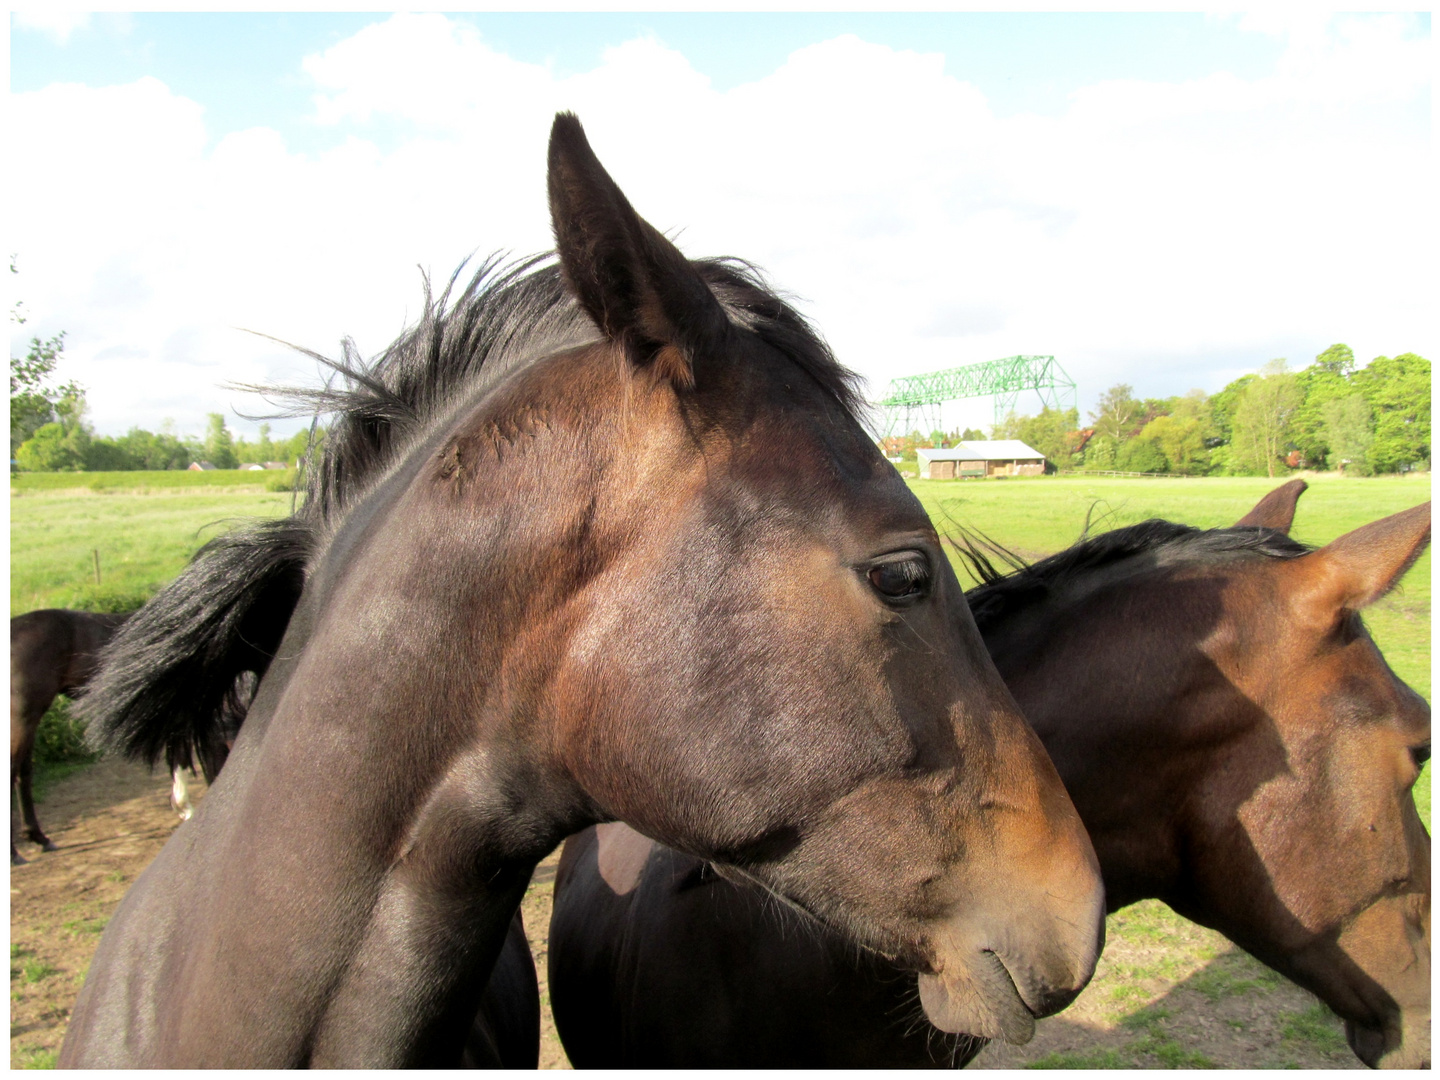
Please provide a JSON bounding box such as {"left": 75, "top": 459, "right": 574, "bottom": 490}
{"left": 11, "top": 759, "right": 1360, "bottom": 1069}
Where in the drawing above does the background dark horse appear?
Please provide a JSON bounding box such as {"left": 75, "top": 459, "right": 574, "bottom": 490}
{"left": 59, "top": 114, "right": 1103, "bottom": 1066}
{"left": 10, "top": 608, "right": 243, "bottom": 866}
{"left": 548, "top": 481, "right": 1431, "bottom": 1069}
{"left": 10, "top": 610, "right": 130, "bottom": 865}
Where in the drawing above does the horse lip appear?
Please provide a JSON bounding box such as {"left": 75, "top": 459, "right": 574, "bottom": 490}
{"left": 1344, "top": 1017, "right": 1428, "bottom": 1070}
{"left": 917, "top": 949, "right": 1038, "bottom": 1045}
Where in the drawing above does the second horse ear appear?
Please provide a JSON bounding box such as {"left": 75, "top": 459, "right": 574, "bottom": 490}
{"left": 1288, "top": 501, "right": 1432, "bottom": 621}
{"left": 546, "top": 112, "right": 731, "bottom": 390}
{"left": 1235, "top": 478, "right": 1308, "bottom": 533}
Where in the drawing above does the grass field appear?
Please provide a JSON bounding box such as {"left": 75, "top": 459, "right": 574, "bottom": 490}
{"left": 10, "top": 488, "right": 297, "bottom": 613}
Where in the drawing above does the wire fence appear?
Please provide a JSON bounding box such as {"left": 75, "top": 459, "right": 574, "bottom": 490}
{"left": 1055, "top": 469, "right": 1198, "bottom": 480}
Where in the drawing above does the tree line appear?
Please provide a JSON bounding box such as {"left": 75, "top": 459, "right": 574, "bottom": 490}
{"left": 10, "top": 295, "right": 320, "bottom": 473}
{"left": 894, "top": 344, "right": 1429, "bottom": 477}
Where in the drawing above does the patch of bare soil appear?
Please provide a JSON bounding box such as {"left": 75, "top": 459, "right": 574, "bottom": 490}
{"left": 10, "top": 756, "right": 201, "bottom": 1068}
{"left": 521, "top": 854, "right": 571, "bottom": 1069}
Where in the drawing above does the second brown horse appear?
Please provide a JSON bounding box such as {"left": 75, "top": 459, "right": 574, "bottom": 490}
{"left": 548, "top": 481, "right": 1431, "bottom": 1069}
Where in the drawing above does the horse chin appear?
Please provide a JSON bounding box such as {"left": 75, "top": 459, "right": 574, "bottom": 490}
{"left": 916, "top": 954, "right": 1036, "bottom": 1045}
{"left": 1345, "top": 1015, "right": 1430, "bottom": 1070}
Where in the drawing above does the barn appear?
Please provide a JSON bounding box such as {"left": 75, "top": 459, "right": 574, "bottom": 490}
{"left": 915, "top": 440, "right": 1046, "bottom": 479}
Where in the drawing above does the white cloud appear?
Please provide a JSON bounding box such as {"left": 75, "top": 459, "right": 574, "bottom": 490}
{"left": 9, "top": 13, "right": 1432, "bottom": 439}
{"left": 12, "top": 10, "right": 92, "bottom": 44}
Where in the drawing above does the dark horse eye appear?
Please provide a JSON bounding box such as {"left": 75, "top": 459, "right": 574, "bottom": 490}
{"left": 867, "top": 555, "right": 930, "bottom": 602}
{"left": 1411, "top": 744, "right": 1431, "bottom": 769}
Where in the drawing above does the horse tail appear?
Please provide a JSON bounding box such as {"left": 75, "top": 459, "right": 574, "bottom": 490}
{"left": 77, "top": 518, "right": 313, "bottom": 774}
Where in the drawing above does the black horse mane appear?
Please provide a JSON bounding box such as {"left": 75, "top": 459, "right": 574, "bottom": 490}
{"left": 953, "top": 518, "right": 1312, "bottom": 633}
{"left": 81, "top": 252, "right": 863, "bottom": 772}
{"left": 268, "top": 254, "right": 862, "bottom": 527}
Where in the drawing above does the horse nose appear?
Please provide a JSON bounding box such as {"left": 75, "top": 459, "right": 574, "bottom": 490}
{"left": 918, "top": 822, "right": 1105, "bottom": 1042}
{"left": 999, "top": 846, "right": 1107, "bottom": 1018}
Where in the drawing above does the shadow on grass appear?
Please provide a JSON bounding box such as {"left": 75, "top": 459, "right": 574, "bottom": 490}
{"left": 979, "top": 947, "right": 1359, "bottom": 1070}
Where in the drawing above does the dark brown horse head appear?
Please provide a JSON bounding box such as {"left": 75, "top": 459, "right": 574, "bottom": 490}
{"left": 66, "top": 113, "right": 1099, "bottom": 1065}
{"left": 1214, "top": 494, "right": 1430, "bottom": 1068}
{"left": 975, "top": 485, "right": 1429, "bottom": 1068}
{"left": 502, "top": 113, "right": 1104, "bottom": 1043}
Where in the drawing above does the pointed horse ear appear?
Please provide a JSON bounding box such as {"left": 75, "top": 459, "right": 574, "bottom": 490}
{"left": 1290, "top": 502, "right": 1431, "bottom": 618}
{"left": 547, "top": 112, "right": 731, "bottom": 390}
{"left": 1235, "top": 478, "right": 1308, "bottom": 533}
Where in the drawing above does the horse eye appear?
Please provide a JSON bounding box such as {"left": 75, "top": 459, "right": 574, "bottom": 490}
{"left": 867, "top": 555, "right": 930, "bottom": 602}
{"left": 1411, "top": 744, "right": 1430, "bottom": 769}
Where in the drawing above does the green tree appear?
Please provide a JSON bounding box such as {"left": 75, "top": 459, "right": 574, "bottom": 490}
{"left": 1138, "top": 413, "right": 1208, "bottom": 475}
{"left": 1116, "top": 431, "right": 1168, "bottom": 473}
{"left": 10, "top": 331, "right": 82, "bottom": 456}
{"left": 992, "top": 412, "right": 1022, "bottom": 439}
{"left": 233, "top": 424, "right": 273, "bottom": 466}
{"left": 1082, "top": 435, "right": 1117, "bottom": 470}
{"left": 1313, "top": 342, "right": 1356, "bottom": 377}
{"left": 1089, "top": 384, "right": 1143, "bottom": 444}
{"left": 1208, "top": 373, "right": 1257, "bottom": 453}
{"left": 204, "top": 413, "right": 239, "bottom": 469}
{"left": 1230, "top": 360, "right": 1302, "bottom": 477}
{"left": 1319, "top": 394, "right": 1374, "bottom": 475}
{"left": 15, "top": 421, "right": 88, "bottom": 471}
{"left": 1015, "top": 407, "right": 1080, "bottom": 470}
{"left": 1353, "top": 353, "right": 1430, "bottom": 473}
{"left": 1289, "top": 345, "right": 1356, "bottom": 469}
{"left": 9, "top": 259, "right": 86, "bottom": 457}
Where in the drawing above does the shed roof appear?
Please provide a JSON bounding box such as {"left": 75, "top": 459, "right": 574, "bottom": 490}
{"left": 917, "top": 440, "right": 1044, "bottom": 462}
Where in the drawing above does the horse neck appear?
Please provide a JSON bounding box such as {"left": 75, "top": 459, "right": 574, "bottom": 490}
{"left": 164, "top": 372, "right": 641, "bottom": 1063}
{"left": 982, "top": 558, "right": 1248, "bottom": 910}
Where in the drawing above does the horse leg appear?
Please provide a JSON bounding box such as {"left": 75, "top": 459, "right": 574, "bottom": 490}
{"left": 170, "top": 767, "right": 193, "bottom": 822}
{"left": 16, "top": 742, "right": 56, "bottom": 853}
{"left": 12, "top": 780, "right": 27, "bottom": 866}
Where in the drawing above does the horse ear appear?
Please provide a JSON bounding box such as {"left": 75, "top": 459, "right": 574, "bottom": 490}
{"left": 547, "top": 112, "right": 730, "bottom": 390}
{"left": 1235, "top": 478, "right": 1308, "bottom": 533}
{"left": 1293, "top": 502, "right": 1431, "bottom": 616}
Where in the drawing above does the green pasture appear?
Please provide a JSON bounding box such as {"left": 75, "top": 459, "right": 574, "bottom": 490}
{"left": 10, "top": 487, "right": 297, "bottom": 614}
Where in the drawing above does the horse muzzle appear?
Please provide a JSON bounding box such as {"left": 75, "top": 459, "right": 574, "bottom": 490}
{"left": 1346, "top": 1012, "right": 1430, "bottom": 1070}
{"left": 913, "top": 862, "right": 1106, "bottom": 1044}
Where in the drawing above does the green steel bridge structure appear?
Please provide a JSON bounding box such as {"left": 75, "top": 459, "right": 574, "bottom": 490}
{"left": 876, "top": 355, "right": 1078, "bottom": 438}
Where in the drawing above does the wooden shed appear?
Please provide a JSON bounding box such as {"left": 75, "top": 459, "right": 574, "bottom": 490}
{"left": 915, "top": 440, "right": 1046, "bottom": 479}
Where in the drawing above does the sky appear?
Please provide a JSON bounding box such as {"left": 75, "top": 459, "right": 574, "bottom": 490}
{"left": 8, "top": 11, "right": 1434, "bottom": 439}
